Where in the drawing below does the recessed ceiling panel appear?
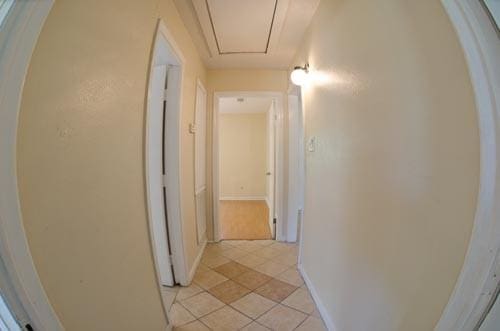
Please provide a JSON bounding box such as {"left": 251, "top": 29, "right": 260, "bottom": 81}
{"left": 177, "top": 0, "right": 321, "bottom": 68}
{"left": 207, "top": 0, "right": 277, "bottom": 54}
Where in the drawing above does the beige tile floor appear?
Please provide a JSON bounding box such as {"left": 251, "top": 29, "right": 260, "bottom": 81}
{"left": 169, "top": 240, "right": 326, "bottom": 331}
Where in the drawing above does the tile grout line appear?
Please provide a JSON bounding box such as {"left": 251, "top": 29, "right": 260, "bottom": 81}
{"left": 171, "top": 240, "right": 324, "bottom": 330}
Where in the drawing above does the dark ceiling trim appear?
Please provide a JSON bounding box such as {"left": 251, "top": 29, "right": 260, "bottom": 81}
{"left": 265, "top": 0, "right": 278, "bottom": 54}
{"left": 205, "top": 0, "right": 278, "bottom": 55}
{"left": 204, "top": 0, "right": 222, "bottom": 54}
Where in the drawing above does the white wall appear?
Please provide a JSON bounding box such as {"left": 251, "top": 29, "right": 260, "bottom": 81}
{"left": 293, "top": 0, "right": 479, "bottom": 330}
{"left": 219, "top": 112, "right": 267, "bottom": 199}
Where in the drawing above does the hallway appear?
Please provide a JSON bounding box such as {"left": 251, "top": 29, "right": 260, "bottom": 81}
{"left": 1, "top": 0, "right": 497, "bottom": 330}
{"left": 169, "top": 240, "right": 325, "bottom": 330}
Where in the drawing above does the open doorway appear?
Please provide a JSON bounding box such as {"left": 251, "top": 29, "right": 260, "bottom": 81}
{"left": 213, "top": 92, "right": 284, "bottom": 241}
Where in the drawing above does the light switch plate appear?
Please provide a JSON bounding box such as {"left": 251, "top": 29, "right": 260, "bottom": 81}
{"left": 307, "top": 136, "right": 316, "bottom": 152}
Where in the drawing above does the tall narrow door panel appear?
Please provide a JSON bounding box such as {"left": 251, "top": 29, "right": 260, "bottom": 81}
{"left": 194, "top": 81, "right": 207, "bottom": 243}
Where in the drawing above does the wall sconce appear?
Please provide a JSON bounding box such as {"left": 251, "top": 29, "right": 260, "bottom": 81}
{"left": 290, "top": 64, "right": 309, "bottom": 86}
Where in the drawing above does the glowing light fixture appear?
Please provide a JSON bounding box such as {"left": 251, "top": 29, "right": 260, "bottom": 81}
{"left": 290, "top": 64, "right": 309, "bottom": 86}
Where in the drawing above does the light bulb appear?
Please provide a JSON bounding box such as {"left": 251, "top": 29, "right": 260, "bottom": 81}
{"left": 290, "top": 65, "right": 309, "bottom": 86}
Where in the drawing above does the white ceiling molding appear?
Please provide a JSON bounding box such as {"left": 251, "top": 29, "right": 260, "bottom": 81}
{"left": 175, "top": 0, "right": 320, "bottom": 69}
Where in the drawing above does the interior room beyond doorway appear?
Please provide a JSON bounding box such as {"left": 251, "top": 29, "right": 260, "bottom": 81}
{"left": 218, "top": 96, "right": 276, "bottom": 240}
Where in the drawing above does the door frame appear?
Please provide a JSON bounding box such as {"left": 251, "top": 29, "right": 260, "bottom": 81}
{"left": 436, "top": 0, "right": 500, "bottom": 330}
{"left": 287, "top": 88, "right": 306, "bottom": 244}
{"left": 194, "top": 79, "right": 208, "bottom": 245}
{"left": 212, "top": 91, "right": 285, "bottom": 242}
{"left": 145, "top": 20, "right": 188, "bottom": 293}
{"left": 266, "top": 100, "right": 277, "bottom": 238}
{"left": 0, "top": 1, "right": 63, "bottom": 330}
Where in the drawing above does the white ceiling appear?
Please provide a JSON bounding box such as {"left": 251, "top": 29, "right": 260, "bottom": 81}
{"left": 173, "top": 0, "right": 320, "bottom": 69}
{"left": 208, "top": 0, "right": 276, "bottom": 54}
{"left": 219, "top": 97, "right": 273, "bottom": 114}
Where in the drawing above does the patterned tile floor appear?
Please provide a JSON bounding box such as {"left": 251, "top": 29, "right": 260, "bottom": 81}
{"left": 168, "top": 240, "right": 327, "bottom": 330}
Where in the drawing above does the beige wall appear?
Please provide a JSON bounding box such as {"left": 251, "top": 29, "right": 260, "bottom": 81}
{"left": 16, "top": 0, "right": 206, "bottom": 330}
{"left": 208, "top": 70, "right": 289, "bottom": 92}
{"left": 206, "top": 70, "right": 289, "bottom": 239}
{"left": 219, "top": 113, "right": 267, "bottom": 198}
{"left": 294, "top": 1, "right": 479, "bottom": 330}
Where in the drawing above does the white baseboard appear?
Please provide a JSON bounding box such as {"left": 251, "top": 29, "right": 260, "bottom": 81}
{"left": 187, "top": 240, "right": 207, "bottom": 283}
{"left": 298, "top": 263, "right": 336, "bottom": 331}
{"left": 220, "top": 196, "right": 266, "bottom": 201}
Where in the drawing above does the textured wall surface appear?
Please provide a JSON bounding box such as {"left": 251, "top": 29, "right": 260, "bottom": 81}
{"left": 293, "top": 0, "right": 479, "bottom": 330}
{"left": 16, "top": 0, "right": 206, "bottom": 329}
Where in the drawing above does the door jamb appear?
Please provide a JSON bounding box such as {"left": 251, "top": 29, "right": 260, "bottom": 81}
{"left": 212, "top": 91, "right": 285, "bottom": 242}
{"left": 286, "top": 88, "right": 305, "bottom": 244}
{"left": 436, "top": 1, "right": 500, "bottom": 330}
{"left": 194, "top": 79, "right": 208, "bottom": 246}
{"left": 0, "top": 1, "right": 63, "bottom": 330}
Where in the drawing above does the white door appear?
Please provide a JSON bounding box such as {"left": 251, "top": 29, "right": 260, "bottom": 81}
{"left": 194, "top": 81, "right": 207, "bottom": 243}
{"left": 479, "top": 287, "right": 500, "bottom": 331}
{"left": 147, "top": 64, "right": 174, "bottom": 286}
{"left": 267, "top": 102, "right": 276, "bottom": 238}
{"left": 0, "top": 294, "right": 21, "bottom": 331}
{"left": 0, "top": 258, "right": 25, "bottom": 331}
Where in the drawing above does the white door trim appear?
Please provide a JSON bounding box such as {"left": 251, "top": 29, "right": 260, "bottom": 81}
{"left": 267, "top": 100, "right": 277, "bottom": 239}
{"left": 286, "top": 93, "right": 305, "bottom": 243}
{"left": 437, "top": 1, "right": 500, "bottom": 330}
{"left": 145, "top": 19, "right": 189, "bottom": 292}
{"left": 212, "top": 91, "right": 285, "bottom": 242}
{"left": 0, "top": 1, "right": 64, "bottom": 330}
{"left": 288, "top": 85, "right": 307, "bottom": 264}
{"left": 194, "top": 79, "right": 208, "bottom": 245}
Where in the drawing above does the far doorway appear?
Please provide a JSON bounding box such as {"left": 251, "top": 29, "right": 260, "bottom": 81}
{"left": 213, "top": 93, "right": 283, "bottom": 241}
